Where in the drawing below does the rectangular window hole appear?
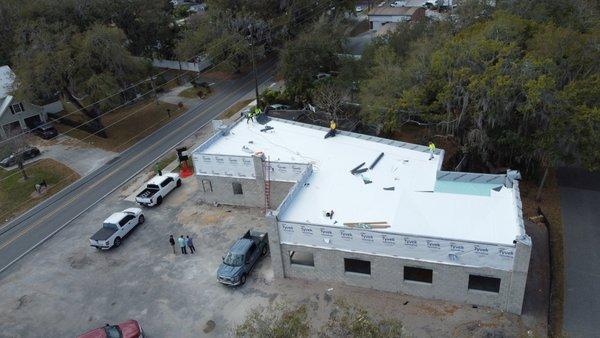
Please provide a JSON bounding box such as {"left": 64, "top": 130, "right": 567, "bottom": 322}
{"left": 468, "top": 275, "right": 501, "bottom": 293}
{"left": 404, "top": 266, "right": 433, "bottom": 284}
{"left": 344, "top": 258, "right": 371, "bottom": 275}
{"left": 232, "top": 182, "right": 243, "bottom": 195}
{"left": 289, "top": 251, "right": 314, "bottom": 267}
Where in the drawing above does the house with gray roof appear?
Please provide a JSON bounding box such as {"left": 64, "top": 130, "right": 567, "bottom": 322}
{"left": 0, "top": 66, "right": 62, "bottom": 139}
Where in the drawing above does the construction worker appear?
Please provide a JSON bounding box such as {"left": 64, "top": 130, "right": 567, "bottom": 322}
{"left": 324, "top": 120, "right": 337, "bottom": 139}
{"left": 428, "top": 142, "right": 436, "bottom": 160}
{"left": 246, "top": 106, "right": 262, "bottom": 123}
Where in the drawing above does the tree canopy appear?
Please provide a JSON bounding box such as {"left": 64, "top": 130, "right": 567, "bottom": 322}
{"left": 358, "top": 3, "right": 599, "bottom": 172}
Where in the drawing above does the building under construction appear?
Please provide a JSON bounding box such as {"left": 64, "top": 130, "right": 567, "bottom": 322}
{"left": 191, "top": 116, "right": 531, "bottom": 314}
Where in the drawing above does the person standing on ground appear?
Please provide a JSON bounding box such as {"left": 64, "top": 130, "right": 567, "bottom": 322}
{"left": 154, "top": 163, "right": 162, "bottom": 176}
{"left": 169, "top": 235, "right": 176, "bottom": 254}
{"left": 178, "top": 235, "right": 187, "bottom": 254}
{"left": 186, "top": 235, "right": 196, "bottom": 254}
{"left": 428, "top": 142, "right": 436, "bottom": 160}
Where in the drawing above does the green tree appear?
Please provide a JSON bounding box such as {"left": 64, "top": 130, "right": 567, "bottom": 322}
{"left": 12, "top": 22, "right": 150, "bottom": 135}
{"left": 279, "top": 17, "right": 347, "bottom": 101}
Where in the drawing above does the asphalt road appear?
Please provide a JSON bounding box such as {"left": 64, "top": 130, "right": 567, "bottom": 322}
{"left": 558, "top": 167, "right": 600, "bottom": 338}
{"left": 0, "top": 60, "right": 276, "bottom": 274}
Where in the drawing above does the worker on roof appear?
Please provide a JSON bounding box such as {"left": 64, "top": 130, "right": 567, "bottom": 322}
{"left": 428, "top": 142, "right": 436, "bottom": 160}
{"left": 324, "top": 120, "right": 337, "bottom": 139}
{"left": 246, "top": 107, "right": 262, "bottom": 123}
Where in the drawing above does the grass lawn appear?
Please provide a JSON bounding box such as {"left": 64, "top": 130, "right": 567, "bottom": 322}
{"left": 220, "top": 99, "right": 254, "bottom": 119}
{"left": 0, "top": 159, "right": 80, "bottom": 223}
{"left": 55, "top": 99, "right": 181, "bottom": 152}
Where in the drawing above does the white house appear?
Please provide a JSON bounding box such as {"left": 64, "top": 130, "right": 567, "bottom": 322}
{"left": 0, "top": 66, "right": 62, "bottom": 139}
{"left": 367, "top": 7, "right": 426, "bottom": 30}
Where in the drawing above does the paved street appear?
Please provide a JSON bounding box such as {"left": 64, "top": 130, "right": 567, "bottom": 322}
{"left": 558, "top": 167, "right": 600, "bottom": 338}
{"left": 0, "top": 60, "right": 276, "bottom": 274}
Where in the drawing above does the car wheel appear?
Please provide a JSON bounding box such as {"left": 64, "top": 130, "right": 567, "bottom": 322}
{"left": 261, "top": 246, "right": 268, "bottom": 256}
{"left": 138, "top": 215, "right": 145, "bottom": 225}
{"left": 156, "top": 196, "right": 163, "bottom": 206}
{"left": 176, "top": 179, "right": 182, "bottom": 187}
{"left": 114, "top": 237, "right": 122, "bottom": 248}
{"left": 240, "top": 274, "right": 247, "bottom": 285}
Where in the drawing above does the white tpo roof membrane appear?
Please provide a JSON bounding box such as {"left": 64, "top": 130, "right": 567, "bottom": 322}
{"left": 201, "top": 119, "right": 521, "bottom": 245}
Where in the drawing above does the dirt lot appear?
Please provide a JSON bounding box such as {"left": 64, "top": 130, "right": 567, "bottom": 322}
{"left": 0, "top": 171, "right": 545, "bottom": 337}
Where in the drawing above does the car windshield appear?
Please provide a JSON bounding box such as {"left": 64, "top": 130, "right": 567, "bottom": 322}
{"left": 147, "top": 184, "right": 160, "bottom": 190}
{"left": 102, "top": 223, "right": 118, "bottom": 231}
{"left": 104, "top": 325, "right": 122, "bottom": 338}
{"left": 223, "top": 252, "right": 244, "bottom": 266}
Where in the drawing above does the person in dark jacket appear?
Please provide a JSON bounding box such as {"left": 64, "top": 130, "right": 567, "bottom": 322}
{"left": 169, "top": 235, "right": 176, "bottom": 254}
{"left": 186, "top": 235, "right": 196, "bottom": 254}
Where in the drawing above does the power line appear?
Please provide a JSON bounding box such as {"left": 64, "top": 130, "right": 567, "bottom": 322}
{"left": 0, "top": 1, "right": 339, "bottom": 220}
{"left": 0, "top": 0, "right": 338, "bottom": 145}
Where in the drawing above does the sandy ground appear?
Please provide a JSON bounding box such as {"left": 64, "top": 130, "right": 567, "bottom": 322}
{"left": 0, "top": 175, "right": 545, "bottom": 337}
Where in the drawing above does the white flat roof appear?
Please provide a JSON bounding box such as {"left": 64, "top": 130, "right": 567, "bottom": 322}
{"left": 200, "top": 119, "right": 522, "bottom": 245}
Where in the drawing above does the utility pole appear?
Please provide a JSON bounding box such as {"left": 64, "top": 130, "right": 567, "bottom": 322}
{"left": 248, "top": 24, "right": 260, "bottom": 108}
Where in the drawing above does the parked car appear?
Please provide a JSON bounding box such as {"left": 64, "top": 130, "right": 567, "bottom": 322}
{"left": 89, "top": 208, "right": 144, "bottom": 250}
{"left": 391, "top": 1, "right": 406, "bottom": 7}
{"left": 314, "top": 72, "right": 332, "bottom": 81}
{"left": 32, "top": 123, "right": 58, "bottom": 139}
{"left": 77, "top": 320, "right": 143, "bottom": 338}
{"left": 0, "top": 147, "right": 41, "bottom": 168}
{"left": 265, "top": 103, "right": 291, "bottom": 112}
{"left": 191, "top": 79, "right": 211, "bottom": 90}
{"left": 135, "top": 173, "right": 181, "bottom": 207}
{"left": 355, "top": 5, "right": 364, "bottom": 12}
{"left": 217, "top": 230, "right": 269, "bottom": 286}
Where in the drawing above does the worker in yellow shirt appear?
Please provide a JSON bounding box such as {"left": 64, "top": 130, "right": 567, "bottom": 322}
{"left": 325, "top": 120, "right": 337, "bottom": 139}
{"left": 428, "top": 142, "right": 436, "bottom": 160}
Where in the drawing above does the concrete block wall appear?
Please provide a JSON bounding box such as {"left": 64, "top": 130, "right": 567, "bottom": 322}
{"left": 194, "top": 175, "right": 293, "bottom": 208}
{"left": 277, "top": 243, "right": 527, "bottom": 313}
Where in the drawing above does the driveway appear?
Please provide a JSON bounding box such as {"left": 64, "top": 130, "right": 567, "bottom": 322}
{"left": 158, "top": 83, "right": 204, "bottom": 108}
{"left": 0, "top": 135, "right": 116, "bottom": 176}
{"left": 32, "top": 135, "right": 117, "bottom": 176}
{"left": 558, "top": 167, "right": 600, "bottom": 338}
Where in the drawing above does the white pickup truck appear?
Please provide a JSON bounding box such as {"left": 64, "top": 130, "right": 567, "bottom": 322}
{"left": 89, "top": 208, "right": 145, "bottom": 249}
{"left": 135, "top": 173, "right": 181, "bottom": 207}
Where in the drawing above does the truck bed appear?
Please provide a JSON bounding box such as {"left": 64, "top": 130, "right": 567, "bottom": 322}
{"left": 90, "top": 227, "right": 116, "bottom": 241}
{"left": 136, "top": 188, "right": 158, "bottom": 199}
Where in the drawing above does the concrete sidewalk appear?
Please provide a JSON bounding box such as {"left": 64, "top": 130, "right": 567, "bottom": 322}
{"left": 558, "top": 167, "right": 600, "bottom": 338}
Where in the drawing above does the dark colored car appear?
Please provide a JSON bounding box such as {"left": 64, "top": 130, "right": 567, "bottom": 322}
{"left": 217, "top": 230, "right": 269, "bottom": 286}
{"left": 77, "top": 320, "right": 143, "bottom": 338}
{"left": 32, "top": 123, "right": 58, "bottom": 139}
{"left": 191, "top": 79, "right": 211, "bottom": 90}
{"left": 0, "top": 147, "right": 41, "bottom": 168}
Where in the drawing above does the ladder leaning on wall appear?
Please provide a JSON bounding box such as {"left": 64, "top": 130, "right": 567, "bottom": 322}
{"left": 263, "top": 157, "right": 271, "bottom": 212}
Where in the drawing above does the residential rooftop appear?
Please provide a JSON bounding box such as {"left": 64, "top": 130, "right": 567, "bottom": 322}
{"left": 368, "top": 6, "right": 421, "bottom": 16}
{"left": 0, "top": 65, "right": 15, "bottom": 99}
{"left": 197, "top": 118, "right": 524, "bottom": 246}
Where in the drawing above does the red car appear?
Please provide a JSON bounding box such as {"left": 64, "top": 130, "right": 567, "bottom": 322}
{"left": 77, "top": 320, "right": 143, "bottom": 338}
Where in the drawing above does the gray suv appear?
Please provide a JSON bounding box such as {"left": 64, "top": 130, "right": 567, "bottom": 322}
{"left": 217, "top": 230, "right": 269, "bottom": 286}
